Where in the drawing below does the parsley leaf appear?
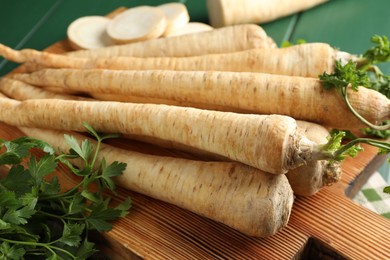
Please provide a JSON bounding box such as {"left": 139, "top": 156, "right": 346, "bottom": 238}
{"left": 363, "top": 35, "right": 390, "bottom": 64}
{"left": 0, "top": 125, "right": 131, "bottom": 259}
{"left": 315, "top": 130, "right": 389, "bottom": 163}
{"left": 320, "top": 60, "right": 370, "bottom": 91}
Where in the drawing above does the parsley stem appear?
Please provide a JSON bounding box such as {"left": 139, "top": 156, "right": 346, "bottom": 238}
{"left": 309, "top": 128, "right": 390, "bottom": 163}
{"left": 0, "top": 237, "right": 76, "bottom": 259}
{"left": 90, "top": 138, "right": 102, "bottom": 170}
{"left": 333, "top": 138, "right": 390, "bottom": 158}
{"left": 343, "top": 84, "right": 389, "bottom": 130}
{"left": 38, "top": 210, "right": 87, "bottom": 221}
{"left": 40, "top": 182, "right": 83, "bottom": 200}
{"left": 0, "top": 181, "right": 8, "bottom": 191}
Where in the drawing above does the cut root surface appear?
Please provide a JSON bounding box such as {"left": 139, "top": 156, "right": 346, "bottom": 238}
{"left": 67, "top": 16, "right": 114, "bottom": 50}
{"left": 107, "top": 6, "right": 167, "bottom": 44}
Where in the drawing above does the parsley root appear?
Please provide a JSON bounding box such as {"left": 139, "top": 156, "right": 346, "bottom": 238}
{"left": 106, "top": 6, "right": 167, "bottom": 44}
{"left": 0, "top": 80, "right": 341, "bottom": 197}
{"left": 0, "top": 96, "right": 319, "bottom": 174}
{"left": 286, "top": 121, "right": 341, "bottom": 196}
{"left": 1, "top": 95, "right": 385, "bottom": 174}
{"left": 0, "top": 42, "right": 336, "bottom": 77}
{"left": 12, "top": 69, "right": 389, "bottom": 130}
{"left": 206, "top": 0, "right": 328, "bottom": 27}
{"left": 68, "top": 23, "right": 274, "bottom": 58}
{"left": 0, "top": 78, "right": 88, "bottom": 100}
{"left": 19, "top": 126, "right": 294, "bottom": 237}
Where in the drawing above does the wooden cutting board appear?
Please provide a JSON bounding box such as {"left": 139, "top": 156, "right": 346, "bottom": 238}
{"left": 3, "top": 9, "right": 390, "bottom": 259}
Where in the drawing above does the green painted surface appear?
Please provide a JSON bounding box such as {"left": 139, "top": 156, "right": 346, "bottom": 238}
{"left": 0, "top": 0, "right": 61, "bottom": 47}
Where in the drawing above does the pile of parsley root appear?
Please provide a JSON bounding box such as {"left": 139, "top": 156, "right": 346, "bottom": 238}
{"left": 0, "top": 3, "right": 388, "bottom": 238}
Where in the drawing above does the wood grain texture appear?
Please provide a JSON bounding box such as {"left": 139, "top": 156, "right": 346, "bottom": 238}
{"left": 1, "top": 9, "right": 390, "bottom": 258}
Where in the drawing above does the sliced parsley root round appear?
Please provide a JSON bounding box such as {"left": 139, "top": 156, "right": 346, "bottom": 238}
{"left": 20, "top": 126, "right": 294, "bottom": 238}
{"left": 206, "top": 0, "right": 328, "bottom": 27}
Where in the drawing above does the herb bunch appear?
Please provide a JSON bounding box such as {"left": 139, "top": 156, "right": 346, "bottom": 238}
{"left": 320, "top": 35, "right": 390, "bottom": 133}
{"left": 0, "top": 124, "right": 131, "bottom": 259}
{"left": 315, "top": 130, "right": 389, "bottom": 163}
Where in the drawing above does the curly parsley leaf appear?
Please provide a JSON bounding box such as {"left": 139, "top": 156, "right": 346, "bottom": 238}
{"left": 320, "top": 58, "right": 389, "bottom": 131}
{"left": 362, "top": 120, "right": 390, "bottom": 139}
{"left": 363, "top": 35, "right": 390, "bottom": 64}
{"left": 320, "top": 60, "right": 370, "bottom": 91}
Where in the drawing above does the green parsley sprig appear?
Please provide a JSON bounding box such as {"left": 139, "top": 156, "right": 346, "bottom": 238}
{"left": 312, "top": 130, "right": 389, "bottom": 163}
{"left": 0, "top": 123, "right": 131, "bottom": 259}
{"left": 319, "top": 35, "right": 390, "bottom": 131}
{"left": 322, "top": 130, "right": 390, "bottom": 195}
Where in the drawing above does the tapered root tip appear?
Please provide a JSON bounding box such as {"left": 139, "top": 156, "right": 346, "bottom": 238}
{"left": 0, "top": 43, "right": 24, "bottom": 63}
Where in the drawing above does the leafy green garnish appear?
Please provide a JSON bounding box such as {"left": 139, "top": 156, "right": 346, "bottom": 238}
{"left": 362, "top": 35, "right": 390, "bottom": 65}
{"left": 319, "top": 60, "right": 388, "bottom": 131}
{"left": 314, "top": 130, "right": 390, "bottom": 162}
{"left": 0, "top": 124, "right": 130, "bottom": 259}
{"left": 281, "top": 38, "right": 307, "bottom": 48}
{"left": 319, "top": 35, "right": 390, "bottom": 131}
{"left": 362, "top": 120, "right": 390, "bottom": 139}
{"left": 320, "top": 60, "right": 370, "bottom": 91}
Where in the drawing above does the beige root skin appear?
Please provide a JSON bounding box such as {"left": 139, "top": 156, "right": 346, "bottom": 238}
{"left": 206, "top": 0, "right": 329, "bottom": 27}
{"left": 0, "top": 80, "right": 340, "bottom": 196}
{"left": 0, "top": 42, "right": 338, "bottom": 77}
{"left": 0, "top": 96, "right": 313, "bottom": 174}
{"left": 0, "top": 43, "right": 86, "bottom": 69}
{"left": 0, "top": 78, "right": 88, "bottom": 100}
{"left": 68, "top": 24, "right": 274, "bottom": 58}
{"left": 286, "top": 121, "right": 341, "bottom": 196}
{"left": 12, "top": 69, "right": 389, "bottom": 130}
{"left": 79, "top": 43, "right": 338, "bottom": 77}
{"left": 20, "top": 127, "right": 294, "bottom": 237}
{"left": 286, "top": 160, "right": 341, "bottom": 196}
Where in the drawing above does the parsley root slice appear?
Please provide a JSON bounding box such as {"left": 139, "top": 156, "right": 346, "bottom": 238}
{"left": 0, "top": 96, "right": 318, "bottom": 174}
{"left": 12, "top": 69, "right": 390, "bottom": 130}
{"left": 67, "top": 16, "right": 114, "bottom": 50}
{"left": 158, "top": 2, "right": 190, "bottom": 36}
{"left": 165, "top": 22, "right": 214, "bottom": 37}
{"left": 106, "top": 6, "right": 167, "bottom": 44}
{"left": 19, "top": 127, "right": 294, "bottom": 237}
{"left": 69, "top": 23, "right": 274, "bottom": 58}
